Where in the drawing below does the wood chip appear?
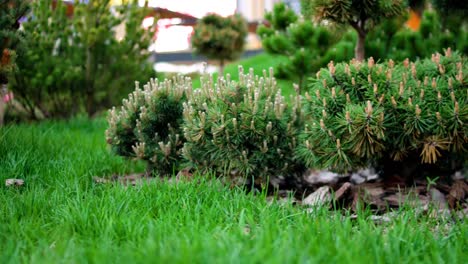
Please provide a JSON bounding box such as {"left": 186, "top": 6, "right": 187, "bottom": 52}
{"left": 303, "top": 186, "right": 331, "bottom": 207}
{"left": 383, "top": 193, "right": 405, "bottom": 206}
{"left": 447, "top": 180, "right": 467, "bottom": 208}
{"left": 430, "top": 188, "right": 448, "bottom": 209}
{"left": 302, "top": 169, "right": 340, "bottom": 185}
{"left": 334, "top": 182, "right": 352, "bottom": 201}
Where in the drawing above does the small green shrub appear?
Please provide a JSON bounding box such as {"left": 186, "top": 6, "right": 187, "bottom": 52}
{"left": 257, "top": 3, "right": 351, "bottom": 92}
{"left": 297, "top": 50, "right": 467, "bottom": 178}
{"left": 192, "top": 13, "right": 248, "bottom": 75}
{"left": 106, "top": 76, "right": 192, "bottom": 176}
{"left": 182, "top": 67, "right": 305, "bottom": 185}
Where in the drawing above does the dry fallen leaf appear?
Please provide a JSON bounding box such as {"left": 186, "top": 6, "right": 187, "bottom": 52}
{"left": 5, "top": 179, "right": 24, "bottom": 187}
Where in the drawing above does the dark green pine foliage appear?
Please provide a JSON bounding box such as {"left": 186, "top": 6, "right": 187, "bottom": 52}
{"left": 431, "top": 0, "right": 468, "bottom": 33}
{"left": 182, "top": 67, "right": 305, "bottom": 186}
{"left": 73, "top": 0, "right": 156, "bottom": 116}
{"left": 0, "top": 0, "right": 29, "bottom": 84}
{"left": 191, "top": 13, "right": 248, "bottom": 75}
{"left": 301, "top": 0, "right": 407, "bottom": 61}
{"left": 297, "top": 50, "right": 467, "bottom": 179}
{"left": 9, "top": 0, "right": 78, "bottom": 119}
{"left": 106, "top": 76, "right": 192, "bottom": 176}
{"left": 257, "top": 3, "right": 351, "bottom": 92}
{"left": 366, "top": 11, "right": 468, "bottom": 61}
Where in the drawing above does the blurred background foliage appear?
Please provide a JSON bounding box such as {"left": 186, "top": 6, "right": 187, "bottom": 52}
{"left": 5, "top": 0, "right": 156, "bottom": 120}
{"left": 260, "top": 0, "right": 467, "bottom": 88}
{"left": 1, "top": 0, "right": 467, "bottom": 122}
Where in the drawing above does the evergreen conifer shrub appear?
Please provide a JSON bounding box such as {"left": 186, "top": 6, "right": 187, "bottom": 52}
{"left": 182, "top": 67, "right": 305, "bottom": 186}
{"left": 257, "top": 2, "right": 351, "bottom": 92}
{"left": 106, "top": 76, "right": 192, "bottom": 176}
{"left": 191, "top": 13, "right": 247, "bottom": 75}
{"left": 297, "top": 50, "right": 467, "bottom": 178}
{"left": 9, "top": 0, "right": 156, "bottom": 119}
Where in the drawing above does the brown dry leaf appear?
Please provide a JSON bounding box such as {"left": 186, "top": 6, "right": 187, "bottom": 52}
{"left": 447, "top": 180, "right": 467, "bottom": 208}
{"left": 363, "top": 186, "right": 386, "bottom": 197}
{"left": 5, "top": 179, "right": 24, "bottom": 187}
{"left": 383, "top": 193, "right": 406, "bottom": 207}
{"left": 355, "top": 183, "right": 388, "bottom": 209}
{"left": 175, "top": 169, "right": 193, "bottom": 182}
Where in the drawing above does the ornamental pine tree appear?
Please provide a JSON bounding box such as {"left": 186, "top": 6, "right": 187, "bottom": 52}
{"left": 9, "top": 0, "right": 77, "bottom": 119}
{"left": 257, "top": 3, "right": 349, "bottom": 92}
{"left": 73, "top": 0, "right": 156, "bottom": 116}
{"left": 192, "top": 13, "right": 248, "bottom": 75}
{"left": 301, "top": 0, "right": 407, "bottom": 61}
{"left": 10, "top": 0, "right": 156, "bottom": 119}
{"left": 182, "top": 67, "right": 305, "bottom": 186}
{"left": 296, "top": 50, "right": 467, "bottom": 179}
{"left": 106, "top": 76, "right": 192, "bottom": 176}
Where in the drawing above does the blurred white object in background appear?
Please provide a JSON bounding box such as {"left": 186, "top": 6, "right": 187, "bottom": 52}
{"left": 154, "top": 62, "right": 217, "bottom": 74}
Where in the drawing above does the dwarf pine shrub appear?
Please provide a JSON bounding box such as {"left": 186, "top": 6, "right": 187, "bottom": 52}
{"left": 297, "top": 49, "right": 467, "bottom": 178}
{"left": 106, "top": 76, "right": 192, "bottom": 176}
{"left": 182, "top": 67, "right": 305, "bottom": 185}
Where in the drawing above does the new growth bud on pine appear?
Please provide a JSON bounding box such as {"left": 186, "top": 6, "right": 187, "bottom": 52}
{"left": 297, "top": 52, "right": 467, "bottom": 177}
{"left": 106, "top": 76, "right": 192, "bottom": 176}
{"left": 182, "top": 67, "right": 305, "bottom": 183}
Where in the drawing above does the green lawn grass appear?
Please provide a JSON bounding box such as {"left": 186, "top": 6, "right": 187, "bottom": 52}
{"left": 1, "top": 118, "right": 467, "bottom": 263}
{"left": 190, "top": 53, "right": 296, "bottom": 98}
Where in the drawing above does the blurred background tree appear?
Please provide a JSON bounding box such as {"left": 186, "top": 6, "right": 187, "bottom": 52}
{"left": 8, "top": 0, "right": 156, "bottom": 119}
{"left": 74, "top": 0, "right": 156, "bottom": 116}
{"left": 0, "top": 0, "right": 29, "bottom": 86}
{"left": 431, "top": 0, "right": 468, "bottom": 32}
{"left": 192, "top": 13, "right": 247, "bottom": 75}
{"left": 301, "top": 0, "right": 407, "bottom": 61}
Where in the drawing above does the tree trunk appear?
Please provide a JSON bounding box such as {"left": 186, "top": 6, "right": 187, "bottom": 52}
{"left": 298, "top": 74, "right": 304, "bottom": 94}
{"left": 85, "top": 47, "right": 95, "bottom": 117}
{"left": 355, "top": 32, "right": 366, "bottom": 61}
{"left": 219, "top": 59, "right": 225, "bottom": 76}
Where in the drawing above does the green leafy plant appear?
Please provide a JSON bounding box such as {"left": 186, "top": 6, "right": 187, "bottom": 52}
{"left": 182, "top": 67, "right": 305, "bottom": 186}
{"left": 106, "top": 76, "right": 192, "bottom": 176}
{"left": 257, "top": 2, "right": 351, "bottom": 92}
{"left": 192, "top": 13, "right": 248, "bottom": 75}
{"left": 297, "top": 50, "right": 467, "bottom": 179}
